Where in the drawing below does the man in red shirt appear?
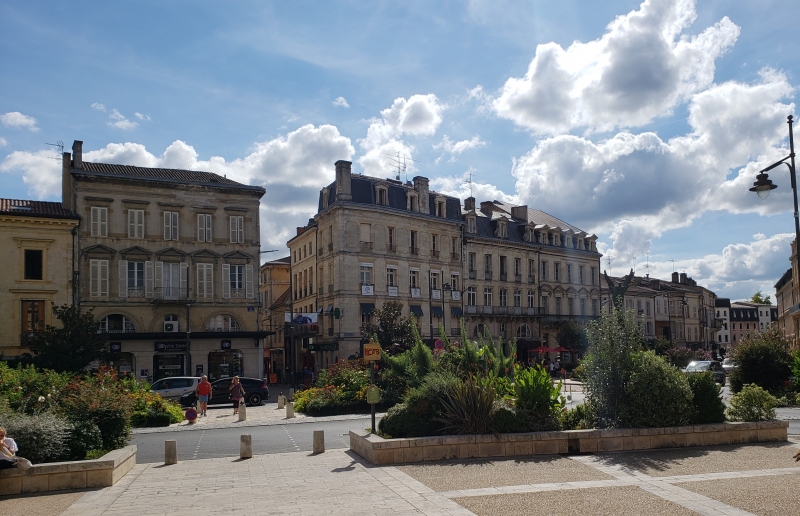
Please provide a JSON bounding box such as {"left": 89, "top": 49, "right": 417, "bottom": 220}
{"left": 196, "top": 375, "right": 212, "bottom": 416}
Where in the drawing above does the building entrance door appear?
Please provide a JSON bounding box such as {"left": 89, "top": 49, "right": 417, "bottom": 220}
{"left": 153, "top": 353, "right": 186, "bottom": 380}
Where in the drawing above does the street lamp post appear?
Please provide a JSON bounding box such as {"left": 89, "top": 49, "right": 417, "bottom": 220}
{"left": 442, "top": 283, "right": 452, "bottom": 338}
{"left": 750, "top": 116, "right": 800, "bottom": 280}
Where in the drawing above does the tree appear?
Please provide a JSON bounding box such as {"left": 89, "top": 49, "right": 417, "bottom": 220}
{"left": 363, "top": 301, "right": 416, "bottom": 353}
{"left": 730, "top": 327, "right": 791, "bottom": 393}
{"left": 557, "top": 321, "right": 588, "bottom": 361}
{"left": 26, "top": 305, "right": 107, "bottom": 373}
{"left": 751, "top": 290, "right": 772, "bottom": 305}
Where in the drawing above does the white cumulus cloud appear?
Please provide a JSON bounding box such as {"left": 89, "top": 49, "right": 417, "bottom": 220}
{"left": 0, "top": 112, "right": 39, "bottom": 132}
{"left": 433, "top": 135, "right": 486, "bottom": 163}
{"left": 91, "top": 103, "right": 106, "bottom": 112}
{"left": 108, "top": 109, "right": 138, "bottom": 130}
{"left": 0, "top": 137, "right": 6, "bottom": 147}
{"left": 134, "top": 112, "right": 151, "bottom": 121}
{"left": 332, "top": 97, "right": 350, "bottom": 108}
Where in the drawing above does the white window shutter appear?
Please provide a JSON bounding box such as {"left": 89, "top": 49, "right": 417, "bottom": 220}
{"left": 172, "top": 212, "right": 179, "bottom": 240}
{"left": 197, "top": 214, "right": 204, "bottom": 242}
{"left": 237, "top": 216, "right": 244, "bottom": 243}
{"left": 180, "top": 262, "right": 188, "bottom": 299}
{"left": 229, "top": 217, "right": 236, "bottom": 243}
{"left": 155, "top": 261, "right": 163, "bottom": 296}
{"left": 128, "top": 211, "right": 134, "bottom": 238}
{"left": 164, "top": 213, "right": 170, "bottom": 240}
{"left": 118, "top": 260, "right": 128, "bottom": 298}
{"left": 90, "top": 260, "right": 99, "bottom": 297}
{"left": 137, "top": 210, "right": 144, "bottom": 238}
{"left": 196, "top": 264, "right": 205, "bottom": 298}
{"left": 91, "top": 208, "right": 99, "bottom": 236}
{"left": 205, "top": 215, "right": 212, "bottom": 242}
{"left": 100, "top": 208, "right": 107, "bottom": 237}
{"left": 99, "top": 260, "right": 109, "bottom": 297}
{"left": 145, "top": 261, "right": 154, "bottom": 298}
{"left": 222, "top": 263, "right": 230, "bottom": 299}
{"left": 207, "top": 264, "right": 213, "bottom": 298}
{"left": 245, "top": 264, "right": 254, "bottom": 299}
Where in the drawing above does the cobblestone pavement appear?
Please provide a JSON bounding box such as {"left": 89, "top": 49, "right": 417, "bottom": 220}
{"left": 53, "top": 440, "right": 800, "bottom": 515}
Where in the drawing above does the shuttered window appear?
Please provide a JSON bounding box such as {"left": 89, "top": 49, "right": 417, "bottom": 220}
{"left": 197, "top": 214, "right": 212, "bottom": 242}
{"left": 229, "top": 216, "right": 244, "bottom": 243}
{"left": 128, "top": 209, "right": 145, "bottom": 238}
{"left": 197, "top": 263, "right": 213, "bottom": 299}
{"left": 90, "top": 259, "right": 109, "bottom": 298}
{"left": 91, "top": 207, "right": 107, "bottom": 237}
{"left": 163, "top": 211, "right": 179, "bottom": 240}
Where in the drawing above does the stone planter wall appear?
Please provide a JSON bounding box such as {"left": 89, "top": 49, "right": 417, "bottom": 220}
{"left": 350, "top": 420, "right": 788, "bottom": 465}
{"left": 0, "top": 445, "right": 137, "bottom": 495}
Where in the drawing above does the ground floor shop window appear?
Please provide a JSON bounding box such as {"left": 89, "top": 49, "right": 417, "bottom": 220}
{"left": 106, "top": 352, "right": 135, "bottom": 377}
{"left": 208, "top": 349, "right": 243, "bottom": 381}
{"left": 153, "top": 353, "right": 187, "bottom": 380}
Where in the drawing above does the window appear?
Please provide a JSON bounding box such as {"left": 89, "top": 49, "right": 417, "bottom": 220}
{"left": 410, "top": 231, "right": 418, "bottom": 253}
{"left": 514, "top": 289, "right": 521, "bottom": 307}
{"left": 90, "top": 259, "right": 109, "bottom": 298}
{"left": 528, "top": 260, "right": 535, "bottom": 280}
{"left": 197, "top": 263, "right": 214, "bottom": 299}
{"left": 24, "top": 249, "right": 43, "bottom": 280}
{"left": 91, "top": 207, "right": 108, "bottom": 237}
{"left": 432, "top": 234, "right": 439, "bottom": 253}
{"left": 467, "top": 287, "right": 477, "bottom": 306}
{"left": 451, "top": 273, "right": 459, "bottom": 291}
{"left": 579, "top": 266, "right": 584, "bottom": 284}
{"left": 386, "top": 267, "right": 396, "bottom": 287}
{"left": 555, "top": 297, "right": 561, "bottom": 315}
{"left": 484, "top": 254, "right": 492, "bottom": 273}
{"left": 451, "top": 236, "right": 458, "bottom": 257}
{"left": 498, "top": 221, "right": 507, "bottom": 238}
{"left": 163, "top": 211, "right": 179, "bottom": 240}
{"left": 541, "top": 295, "right": 549, "bottom": 313}
{"left": 567, "top": 264, "right": 572, "bottom": 283}
{"left": 377, "top": 187, "right": 388, "bottom": 206}
{"left": 483, "top": 288, "right": 492, "bottom": 306}
{"left": 206, "top": 315, "right": 241, "bottom": 331}
{"left": 197, "top": 214, "right": 212, "bottom": 242}
{"left": 100, "top": 314, "right": 136, "bottom": 333}
{"left": 514, "top": 258, "right": 521, "bottom": 276}
{"left": 468, "top": 253, "right": 476, "bottom": 272}
{"left": 430, "top": 271, "right": 439, "bottom": 290}
{"left": 387, "top": 227, "right": 395, "bottom": 250}
{"left": 127, "top": 261, "right": 144, "bottom": 294}
{"left": 21, "top": 300, "right": 45, "bottom": 334}
{"left": 499, "top": 288, "right": 507, "bottom": 306}
{"left": 554, "top": 263, "right": 560, "bottom": 282}
{"left": 646, "top": 301, "right": 651, "bottom": 316}
{"left": 541, "top": 261, "right": 547, "bottom": 281}
{"left": 436, "top": 200, "right": 445, "bottom": 217}
{"left": 580, "top": 298, "right": 586, "bottom": 316}
{"left": 591, "top": 267, "right": 596, "bottom": 285}
{"left": 500, "top": 256, "right": 507, "bottom": 276}
{"left": 229, "top": 264, "right": 244, "bottom": 293}
{"left": 228, "top": 215, "right": 244, "bottom": 243}
{"left": 128, "top": 209, "right": 144, "bottom": 239}
{"left": 592, "top": 299, "right": 597, "bottom": 316}
{"left": 467, "top": 217, "right": 476, "bottom": 233}
{"left": 568, "top": 298, "right": 574, "bottom": 315}
{"left": 410, "top": 269, "right": 418, "bottom": 288}
{"left": 359, "top": 264, "right": 373, "bottom": 285}
{"left": 528, "top": 289, "right": 535, "bottom": 307}
{"left": 164, "top": 314, "right": 179, "bottom": 332}
{"left": 222, "top": 263, "right": 252, "bottom": 299}
{"left": 516, "top": 324, "right": 531, "bottom": 338}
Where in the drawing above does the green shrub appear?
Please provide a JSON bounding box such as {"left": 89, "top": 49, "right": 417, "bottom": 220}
{"left": 378, "top": 403, "right": 443, "bottom": 438}
{"left": 570, "top": 363, "right": 585, "bottom": 382}
{"left": 131, "top": 409, "right": 171, "bottom": 427}
{"left": 620, "top": 351, "right": 693, "bottom": 428}
{"left": 489, "top": 401, "right": 531, "bottom": 433}
{"left": 65, "top": 419, "right": 103, "bottom": 460}
{"left": 437, "top": 378, "right": 495, "bottom": 434}
{"left": 726, "top": 384, "right": 777, "bottom": 422}
{"left": 560, "top": 403, "right": 592, "bottom": 430}
{"left": 85, "top": 449, "right": 108, "bottom": 460}
{"left": 686, "top": 371, "right": 726, "bottom": 424}
{"left": 0, "top": 362, "right": 72, "bottom": 413}
{"left": 403, "top": 371, "right": 461, "bottom": 417}
{"left": 514, "top": 365, "right": 563, "bottom": 418}
{"left": 729, "top": 328, "right": 792, "bottom": 393}
{"left": 0, "top": 412, "right": 71, "bottom": 463}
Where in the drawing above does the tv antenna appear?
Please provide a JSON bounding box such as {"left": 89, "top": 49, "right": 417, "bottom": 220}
{"left": 45, "top": 140, "right": 65, "bottom": 160}
{"left": 645, "top": 252, "right": 650, "bottom": 276}
{"left": 383, "top": 152, "right": 418, "bottom": 182}
{"left": 632, "top": 255, "right": 636, "bottom": 274}
{"left": 465, "top": 169, "right": 475, "bottom": 198}
{"left": 607, "top": 256, "right": 612, "bottom": 270}
{"left": 669, "top": 259, "right": 675, "bottom": 273}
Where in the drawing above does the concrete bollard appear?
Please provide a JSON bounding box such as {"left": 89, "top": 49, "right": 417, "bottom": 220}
{"left": 239, "top": 401, "right": 247, "bottom": 421}
{"left": 165, "top": 440, "right": 177, "bottom": 465}
{"left": 277, "top": 394, "right": 285, "bottom": 409}
{"left": 240, "top": 434, "right": 252, "bottom": 459}
{"left": 288, "top": 388, "right": 295, "bottom": 400}
{"left": 313, "top": 430, "right": 325, "bottom": 454}
{"left": 286, "top": 401, "right": 295, "bottom": 419}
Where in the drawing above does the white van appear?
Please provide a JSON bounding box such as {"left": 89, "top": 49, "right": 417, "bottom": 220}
{"left": 150, "top": 377, "right": 200, "bottom": 401}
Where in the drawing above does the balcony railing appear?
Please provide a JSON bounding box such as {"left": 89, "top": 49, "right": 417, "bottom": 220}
{"left": 466, "top": 305, "right": 478, "bottom": 314}
{"left": 484, "top": 272, "right": 492, "bottom": 281}
{"left": 469, "top": 270, "right": 477, "bottom": 279}
{"left": 431, "top": 250, "right": 440, "bottom": 258}
{"left": 153, "top": 287, "right": 187, "bottom": 301}
{"left": 495, "top": 306, "right": 507, "bottom": 315}
{"left": 359, "top": 241, "right": 373, "bottom": 250}
{"left": 514, "top": 274, "right": 522, "bottom": 283}
{"left": 410, "top": 247, "right": 419, "bottom": 255}
{"left": 230, "top": 288, "right": 247, "bottom": 298}
{"left": 451, "top": 252, "right": 459, "bottom": 260}
{"left": 482, "top": 306, "right": 493, "bottom": 315}
{"left": 127, "top": 288, "right": 145, "bottom": 298}
{"left": 387, "top": 243, "right": 397, "bottom": 252}
{"left": 500, "top": 273, "right": 508, "bottom": 281}
{"left": 528, "top": 275, "right": 535, "bottom": 283}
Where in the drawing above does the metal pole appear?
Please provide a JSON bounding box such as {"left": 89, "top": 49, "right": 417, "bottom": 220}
{"left": 787, "top": 116, "right": 800, "bottom": 286}
{"left": 370, "top": 363, "right": 376, "bottom": 433}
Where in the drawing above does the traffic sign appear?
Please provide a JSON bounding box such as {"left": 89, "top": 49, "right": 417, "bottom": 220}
{"left": 434, "top": 339, "right": 445, "bottom": 350}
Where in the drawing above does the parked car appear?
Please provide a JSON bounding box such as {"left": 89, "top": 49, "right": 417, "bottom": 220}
{"left": 179, "top": 377, "right": 269, "bottom": 407}
{"left": 150, "top": 377, "right": 201, "bottom": 401}
{"left": 682, "top": 360, "right": 726, "bottom": 384}
{"left": 722, "top": 358, "right": 738, "bottom": 375}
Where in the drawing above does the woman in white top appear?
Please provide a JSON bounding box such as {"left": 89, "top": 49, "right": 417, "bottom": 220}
{"left": 0, "top": 427, "right": 19, "bottom": 470}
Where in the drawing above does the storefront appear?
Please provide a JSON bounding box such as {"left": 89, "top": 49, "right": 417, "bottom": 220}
{"left": 207, "top": 348, "right": 243, "bottom": 381}
{"left": 153, "top": 342, "right": 189, "bottom": 381}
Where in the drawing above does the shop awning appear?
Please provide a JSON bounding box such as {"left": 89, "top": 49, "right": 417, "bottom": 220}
{"left": 360, "top": 303, "right": 375, "bottom": 314}
{"left": 317, "top": 306, "right": 324, "bottom": 315}
{"left": 431, "top": 306, "right": 444, "bottom": 317}
{"left": 410, "top": 305, "right": 424, "bottom": 316}
{"left": 451, "top": 307, "right": 463, "bottom": 318}
{"left": 324, "top": 304, "right": 334, "bottom": 315}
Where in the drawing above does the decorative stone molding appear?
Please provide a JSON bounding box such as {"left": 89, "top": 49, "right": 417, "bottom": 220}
{"left": 0, "top": 445, "right": 137, "bottom": 495}
{"left": 349, "top": 420, "right": 788, "bottom": 465}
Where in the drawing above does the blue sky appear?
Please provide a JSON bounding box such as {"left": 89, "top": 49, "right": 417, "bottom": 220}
{"left": 2, "top": 0, "right": 799, "bottom": 301}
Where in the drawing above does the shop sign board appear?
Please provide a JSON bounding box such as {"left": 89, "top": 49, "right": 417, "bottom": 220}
{"left": 363, "top": 341, "right": 382, "bottom": 362}
{"left": 155, "top": 342, "right": 187, "bottom": 352}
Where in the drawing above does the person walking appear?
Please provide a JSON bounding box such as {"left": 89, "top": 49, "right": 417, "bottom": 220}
{"left": 196, "top": 375, "right": 212, "bottom": 416}
{"left": 229, "top": 376, "right": 246, "bottom": 416}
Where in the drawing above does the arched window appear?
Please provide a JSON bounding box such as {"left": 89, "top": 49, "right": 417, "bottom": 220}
{"left": 100, "top": 314, "right": 136, "bottom": 333}
{"left": 516, "top": 324, "right": 531, "bottom": 339}
{"left": 206, "top": 315, "right": 241, "bottom": 332}
{"left": 473, "top": 323, "right": 487, "bottom": 337}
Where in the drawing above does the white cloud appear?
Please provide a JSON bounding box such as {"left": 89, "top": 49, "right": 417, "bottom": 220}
{"left": 134, "top": 112, "right": 151, "bottom": 121}
{"left": 0, "top": 150, "right": 61, "bottom": 198}
{"left": 0, "top": 137, "right": 6, "bottom": 147}
{"left": 431, "top": 168, "right": 518, "bottom": 205}
{"left": 108, "top": 109, "right": 138, "bottom": 130}
{"left": 433, "top": 135, "right": 486, "bottom": 162}
{"left": 91, "top": 103, "right": 106, "bottom": 112}
{"left": 492, "top": 0, "right": 740, "bottom": 134}
{"left": 0, "top": 112, "right": 39, "bottom": 132}
{"left": 332, "top": 97, "right": 350, "bottom": 108}
{"left": 358, "top": 94, "right": 445, "bottom": 176}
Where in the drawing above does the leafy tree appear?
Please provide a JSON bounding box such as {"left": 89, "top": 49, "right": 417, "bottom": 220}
{"left": 751, "top": 290, "right": 772, "bottom": 305}
{"left": 363, "top": 301, "right": 416, "bottom": 353}
{"left": 26, "top": 305, "right": 106, "bottom": 373}
{"left": 730, "top": 327, "right": 791, "bottom": 393}
{"left": 557, "top": 321, "right": 588, "bottom": 356}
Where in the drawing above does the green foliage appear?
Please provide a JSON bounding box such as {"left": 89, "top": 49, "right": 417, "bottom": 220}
{"left": 362, "top": 301, "right": 417, "bottom": 353}
{"left": 437, "top": 378, "right": 496, "bottom": 434}
{"left": 475, "top": 370, "right": 515, "bottom": 398}
{"left": 570, "top": 362, "right": 585, "bottom": 382}
{"left": 644, "top": 337, "right": 675, "bottom": 356}
{"left": 751, "top": 290, "right": 772, "bottom": 305}
{"left": 727, "top": 384, "right": 777, "bottom": 422}
{"left": 582, "top": 307, "right": 642, "bottom": 428}
{"left": 381, "top": 336, "right": 434, "bottom": 393}
{"left": 0, "top": 412, "right": 71, "bottom": 463}
{"left": 0, "top": 362, "right": 72, "bottom": 413}
{"left": 473, "top": 329, "right": 516, "bottom": 379}
{"left": 129, "top": 382, "right": 184, "bottom": 427}
{"left": 514, "top": 365, "right": 564, "bottom": 418}
{"left": 790, "top": 351, "right": 800, "bottom": 391}
{"left": 489, "top": 401, "right": 531, "bottom": 433}
{"left": 620, "top": 351, "right": 693, "bottom": 428}
{"left": 559, "top": 403, "right": 592, "bottom": 430}
{"left": 65, "top": 419, "right": 104, "bottom": 460}
{"left": 85, "top": 449, "right": 108, "bottom": 460}
{"left": 403, "top": 371, "right": 462, "bottom": 419}
{"left": 25, "top": 305, "right": 107, "bottom": 373}
{"left": 730, "top": 327, "right": 792, "bottom": 393}
{"left": 378, "top": 403, "right": 443, "bottom": 438}
{"left": 664, "top": 347, "right": 698, "bottom": 368}
{"left": 686, "top": 371, "right": 726, "bottom": 424}
{"left": 557, "top": 321, "right": 588, "bottom": 355}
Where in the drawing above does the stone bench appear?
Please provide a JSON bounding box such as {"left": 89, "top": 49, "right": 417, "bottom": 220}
{"left": 350, "top": 421, "right": 788, "bottom": 465}
{"left": 0, "top": 445, "right": 137, "bottom": 495}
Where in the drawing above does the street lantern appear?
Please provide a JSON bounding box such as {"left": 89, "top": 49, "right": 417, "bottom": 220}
{"left": 749, "top": 172, "right": 777, "bottom": 199}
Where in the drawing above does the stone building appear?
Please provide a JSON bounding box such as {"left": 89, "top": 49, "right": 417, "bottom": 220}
{"left": 715, "top": 298, "right": 731, "bottom": 349}
{"left": 774, "top": 267, "right": 795, "bottom": 347}
{"left": 259, "top": 256, "right": 290, "bottom": 380}
{"left": 62, "top": 140, "right": 271, "bottom": 381}
{"left": 0, "top": 199, "right": 80, "bottom": 357}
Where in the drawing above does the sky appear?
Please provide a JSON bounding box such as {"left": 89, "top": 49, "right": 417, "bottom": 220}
{"left": 2, "top": 0, "right": 800, "bottom": 302}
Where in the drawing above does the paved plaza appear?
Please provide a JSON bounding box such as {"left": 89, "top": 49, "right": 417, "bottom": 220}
{"left": 2, "top": 439, "right": 798, "bottom": 515}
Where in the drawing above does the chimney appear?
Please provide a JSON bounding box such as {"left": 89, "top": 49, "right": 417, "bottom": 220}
{"left": 71, "top": 140, "right": 83, "bottom": 169}
{"left": 511, "top": 205, "right": 528, "bottom": 221}
{"left": 62, "top": 151, "right": 73, "bottom": 210}
{"left": 672, "top": 272, "right": 679, "bottom": 283}
{"left": 413, "top": 176, "right": 430, "bottom": 213}
{"left": 464, "top": 197, "right": 475, "bottom": 212}
{"left": 334, "top": 160, "right": 352, "bottom": 201}
{"left": 679, "top": 272, "right": 687, "bottom": 284}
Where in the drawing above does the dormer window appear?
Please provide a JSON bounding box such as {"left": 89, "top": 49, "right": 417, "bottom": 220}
{"left": 407, "top": 192, "right": 419, "bottom": 212}
{"left": 435, "top": 197, "right": 446, "bottom": 217}
{"left": 467, "top": 216, "right": 476, "bottom": 233}
{"left": 526, "top": 228, "right": 534, "bottom": 242}
{"left": 376, "top": 185, "right": 388, "bottom": 206}
{"left": 497, "top": 221, "right": 507, "bottom": 238}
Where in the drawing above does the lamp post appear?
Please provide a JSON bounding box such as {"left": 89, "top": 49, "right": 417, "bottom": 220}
{"left": 750, "top": 116, "right": 800, "bottom": 280}
{"left": 442, "top": 283, "right": 452, "bottom": 337}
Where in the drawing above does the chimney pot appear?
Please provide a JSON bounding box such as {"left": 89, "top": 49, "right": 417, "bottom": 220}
{"left": 71, "top": 140, "right": 83, "bottom": 169}
{"left": 672, "top": 272, "right": 679, "bottom": 283}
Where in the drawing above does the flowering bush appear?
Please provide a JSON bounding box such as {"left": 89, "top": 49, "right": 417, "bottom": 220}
{"left": 0, "top": 362, "right": 72, "bottom": 413}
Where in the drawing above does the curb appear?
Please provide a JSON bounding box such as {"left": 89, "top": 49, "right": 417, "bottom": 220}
{"left": 131, "top": 412, "right": 385, "bottom": 434}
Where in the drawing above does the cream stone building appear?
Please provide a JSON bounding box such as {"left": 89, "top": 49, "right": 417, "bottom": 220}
{"left": 0, "top": 199, "right": 79, "bottom": 358}
{"left": 63, "top": 141, "right": 271, "bottom": 381}
{"left": 259, "top": 256, "right": 290, "bottom": 380}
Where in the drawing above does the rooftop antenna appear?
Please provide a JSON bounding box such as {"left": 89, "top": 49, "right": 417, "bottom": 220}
{"left": 670, "top": 259, "right": 675, "bottom": 273}
{"left": 383, "top": 152, "right": 418, "bottom": 182}
{"left": 646, "top": 252, "right": 650, "bottom": 277}
{"left": 45, "top": 140, "right": 65, "bottom": 160}
{"left": 607, "top": 256, "right": 612, "bottom": 270}
{"left": 632, "top": 255, "right": 636, "bottom": 274}
{"left": 465, "top": 170, "right": 475, "bottom": 198}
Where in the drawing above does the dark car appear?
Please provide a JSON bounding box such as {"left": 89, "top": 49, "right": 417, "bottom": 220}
{"left": 180, "top": 377, "right": 269, "bottom": 407}
{"left": 682, "top": 360, "right": 726, "bottom": 384}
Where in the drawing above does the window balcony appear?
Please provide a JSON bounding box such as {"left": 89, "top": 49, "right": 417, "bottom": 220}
{"left": 528, "top": 275, "right": 535, "bottom": 283}
{"left": 410, "top": 247, "right": 419, "bottom": 255}
{"left": 451, "top": 252, "right": 459, "bottom": 260}
{"left": 482, "top": 306, "right": 493, "bottom": 315}
{"left": 466, "top": 305, "right": 478, "bottom": 314}
{"left": 431, "top": 250, "right": 440, "bottom": 258}
{"left": 484, "top": 272, "right": 493, "bottom": 281}
{"left": 500, "top": 273, "right": 508, "bottom": 281}
{"left": 153, "top": 287, "right": 188, "bottom": 301}
{"left": 387, "top": 243, "right": 397, "bottom": 252}
{"left": 127, "top": 288, "right": 145, "bottom": 298}
{"left": 514, "top": 274, "right": 522, "bottom": 283}
{"left": 469, "top": 270, "right": 477, "bottom": 279}
{"left": 450, "top": 328, "right": 460, "bottom": 336}
{"left": 495, "top": 306, "right": 507, "bottom": 315}
{"left": 230, "top": 288, "right": 247, "bottom": 299}
{"left": 359, "top": 241, "right": 373, "bottom": 250}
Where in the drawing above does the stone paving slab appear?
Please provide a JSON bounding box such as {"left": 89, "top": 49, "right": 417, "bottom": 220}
{"left": 676, "top": 475, "right": 800, "bottom": 516}
{"left": 0, "top": 489, "right": 89, "bottom": 516}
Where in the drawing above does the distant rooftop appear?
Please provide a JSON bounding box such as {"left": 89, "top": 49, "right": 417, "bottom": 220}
{"left": 0, "top": 198, "right": 78, "bottom": 220}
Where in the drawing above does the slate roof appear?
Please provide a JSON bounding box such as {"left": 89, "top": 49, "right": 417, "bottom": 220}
{"left": 730, "top": 307, "right": 759, "bottom": 321}
{"left": 74, "top": 162, "right": 265, "bottom": 194}
{"left": 269, "top": 286, "right": 291, "bottom": 311}
{"left": 490, "top": 201, "right": 585, "bottom": 233}
{"left": 0, "top": 198, "right": 78, "bottom": 220}
{"left": 715, "top": 298, "right": 731, "bottom": 308}
{"left": 775, "top": 268, "right": 793, "bottom": 290}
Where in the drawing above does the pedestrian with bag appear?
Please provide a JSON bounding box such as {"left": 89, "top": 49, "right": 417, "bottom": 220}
{"left": 196, "top": 375, "right": 212, "bottom": 417}
{"left": 229, "top": 376, "right": 246, "bottom": 416}
{"left": 0, "top": 427, "right": 31, "bottom": 470}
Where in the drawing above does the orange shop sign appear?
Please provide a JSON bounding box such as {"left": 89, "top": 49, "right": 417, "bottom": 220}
{"left": 363, "top": 342, "right": 382, "bottom": 362}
